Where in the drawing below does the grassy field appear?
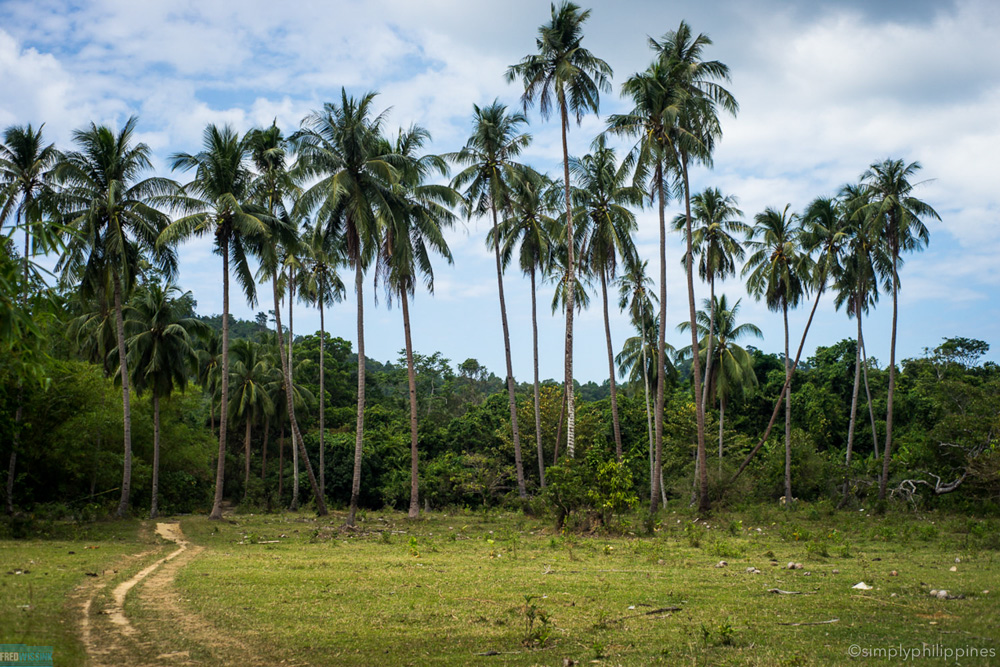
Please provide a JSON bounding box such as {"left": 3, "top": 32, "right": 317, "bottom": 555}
{"left": 2, "top": 504, "right": 999, "bottom": 666}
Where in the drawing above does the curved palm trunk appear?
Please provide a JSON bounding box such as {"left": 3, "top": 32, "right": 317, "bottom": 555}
{"left": 272, "top": 275, "right": 328, "bottom": 516}
{"left": 845, "top": 298, "right": 863, "bottom": 468}
{"left": 531, "top": 269, "right": 545, "bottom": 488}
{"left": 289, "top": 273, "right": 299, "bottom": 511}
{"left": 243, "top": 417, "right": 252, "bottom": 501}
{"left": 560, "top": 102, "right": 577, "bottom": 460}
{"left": 490, "top": 203, "right": 526, "bottom": 498}
{"left": 347, "top": 261, "right": 366, "bottom": 525}
{"left": 783, "top": 303, "right": 792, "bottom": 504}
{"left": 860, "top": 329, "right": 879, "bottom": 458}
{"left": 879, "top": 253, "right": 899, "bottom": 500}
{"left": 681, "top": 157, "right": 709, "bottom": 513}
{"left": 319, "top": 295, "right": 326, "bottom": 500}
{"left": 600, "top": 270, "right": 623, "bottom": 462}
{"left": 208, "top": 245, "right": 230, "bottom": 521}
{"left": 113, "top": 272, "right": 134, "bottom": 518}
{"left": 651, "top": 162, "right": 667, "bottom": 510}
{"left": 151, "top": 395, "right": 160, "bottom": 519}
{"left": 402, "top": 291, "right": 420, "bottom": 519}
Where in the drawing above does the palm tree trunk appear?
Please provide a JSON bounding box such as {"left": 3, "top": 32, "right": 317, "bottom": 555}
{"left": 347, "top": 260, "right": 366, "bottom": 525}
{"left": 680, "top": 156, "right": 709, "bottom": 513}
{"left": 5, "top": 419, "right": 17, "bottom": 515}
{"left": 261, "top": 415, "right": 269, "bottom": 481}
{"left": 271, "top": 275, "right": 328, "bottom": 516}
{"left": 641, "top": 334, "right": 654, "bottom": 499}
{"left": 860, "top": 328, "right": 879, "bottom": 458}
{"left": 651, "top": 161, "right": 667, "bottom": 510}
{"left": 846, "top": 298, "right": 863, "bottom": 468}
{"left": 113, "top": 272, "right": 134, "bottom": 519}
{"left": 703, "top": 276, "right": 718, "bottom": 454}
{"left": 783, "top": 302, "right": 792, "bottom": 504}
{"left": 560, "top": 102, "right": 577, "bottom": 460}
{"left": 209, "top": 245, "right": 230, "bottom": 521}
{"left": 278, "top": 425, "right": 284, "bottom": 501}
{"left": 531, "top": 268, "right": 545, "bottom": 488}
{"left": 209, "top": 396, "right": 215, "bottom": 438}
{"left": 289, "top": 270, "right": 299, "bottom": 511}
{"left": 879, "top": 254, "right": 899, "bottom": 500}
{"left": 553, "top": 390, "right": 565, "bottom": 466}
{"left": 243, "top": 417, "right": 252, "bottom": 501}
{"left": 151, "top": 394, "right": 160, "bottom": 519}
{"left": 7, "top": 221, "right": 28, "bottom": 516}
{"left": 402, "top": 291, "right": 420, "bottom": 519}
{"left": 319, "top": 294, "right": 326, "bottom": 501}
{"left": 490, "top": 202, "right": 526, "bottom": 498}
{"left": 718, "top": 397, "right": 725, "bottom": 474}
{"left": 601, "top": 270, "right": 623, "bottom": 462}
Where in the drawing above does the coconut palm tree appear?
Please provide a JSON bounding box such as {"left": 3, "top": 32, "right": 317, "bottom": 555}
{"left": 572, "top": 136, "right": 642, "bottom": 462}
{"left": 158, "top": 123, "right": 269, "bottom": 520}
{"left": 227, "top": 338, "right": 274, "bottom": 502}
{"left": 295, "top": 89, "right": 397, "bottom": 525}
{"left": 376, "top": 125, "right": 458, "bottom": 518}
{"left": 124, "top": 281, "right": 205, "bottom": 517}
{"left": 57, "top": 117, "right": 177, "bottom": 518}
{"left": 679, "top": 295, "right": 761, "bottom": 467}
{"left": 299, "top": 221, "right": 346, "bottom": 501}
{"left": 860, "top": 159, "right": 939, "bottom": 500}
{"left": 449, "top": 101, "right": 531, "bottom": 498}
{"left": 506, "top": 1, "right": 611, "bottom": 460}
{"left": 493, "top": 168, "right": 557, "bottom": 487}
{"left": 196, "top": 330, "right": 223, "bottom": 436}
{"left": 652, "top": 21, "right": 738, "bottom": 513}
{"left": 742, "top": 204, "right": 807, "bottom": 503}
{"left": 1, "top": 123, "right": 59, "bottom": 514}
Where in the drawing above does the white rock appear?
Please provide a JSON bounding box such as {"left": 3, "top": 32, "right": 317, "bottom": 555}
{"left": 787, "top": 562, "right": 797, "bottom": 569}
{"left": 715, "top": 561, "right": 728, "bottom": 568}
{"left": 936, "top": 590, "right": 949, "bottom": 599}
{"left": 930, "top": 589, "right": 939, "bottom": 596}
{"left": 949, "top": 566, "right": 958, "bottom": 572}
{"left": 852, "top": 582, "right": 873, "bottom": 590}
{"left": 955, "top": 557, "right": 961, "bottom": 563}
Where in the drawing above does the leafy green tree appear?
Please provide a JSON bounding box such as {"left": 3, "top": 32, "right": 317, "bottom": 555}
{"left": 124, "top": 281, "right": 206, "bottom": 517}
{"left": 507, "top": 1, "right": 611, "bottom": 460}
{"left": 572, "top": 136, "right": 641, "bottom": 462}
{"left": 449, "top": 101, "right": 531, "bottom": 498}
{"left": 57, "top": 117, "right": 177, "bottom": 517}
{"left": 295, "top": 90, "right": 397, "bottom": 524}
{"left": 860, "top": 159, "right": 940, "bottom": 499}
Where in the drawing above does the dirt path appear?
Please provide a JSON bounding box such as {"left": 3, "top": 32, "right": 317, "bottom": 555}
{"left": 75, "top": 521, "right": 270, "bottom": 666}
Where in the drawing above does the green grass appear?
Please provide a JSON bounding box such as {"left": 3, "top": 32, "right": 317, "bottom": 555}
{"left": 2, "top": 506, "right": 998, "bottom": 666}
{"left": 0, "top": 519, "right": 149, "bottom": 665}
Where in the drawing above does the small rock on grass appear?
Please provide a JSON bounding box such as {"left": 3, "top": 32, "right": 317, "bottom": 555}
{"left": 852, "top": 582, "right": 872, "bottom": 590}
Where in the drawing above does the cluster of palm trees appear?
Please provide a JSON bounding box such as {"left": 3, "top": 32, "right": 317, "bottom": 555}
{"left": 1, "top": 2, "right": 939, "bottom": 519}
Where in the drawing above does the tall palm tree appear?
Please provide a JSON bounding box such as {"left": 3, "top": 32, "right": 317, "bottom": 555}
{"left": 494, "top": 168, "right": 557, "bottom": 487}
{"left": 299, "top": 221, "right": 346, "bottom": 502}
{"left": 159, "top": 123, "right": 268, "bottom": 520}
{"left": 679, "top": 295, "right": 761, "bottom": 467}
{"left": 449, "top": 101, "right": 531, "bottom": 498}
{"left": 0, "top": 123, "right": 59, "bottom": 515}
{"left": 653, "top": 22, "right": 738, "bottom": 513}
{"left": 376, "top": 125, "right": 458, "bottom": 518}
{"left": 572, "top": 136, "right": 641, "bottom": 462}
{"left": 227, "top": 338, "right": 274, "bottom": 501}
{"left": 124, "top": 281, "right": 205, "bottom": 517}
{"left": 295, "top": 89, "right": 397, "bottom": 525}
{"left": 196, "top": 329, "right": 223, "bottom": 436}
{"left": 860, "top": 159, "right": 939, "bottom": 500}
{"left": 671, "top": 188, "right": 746, "bottom": 431}
{"left": 743, "top": 205, "right": 807, "bottom": 503}
{"left": 57, "top": 117, "right": 177, "bottom": 518}
{"left": 507, "top": 1, "right": 612, "bottom": 460}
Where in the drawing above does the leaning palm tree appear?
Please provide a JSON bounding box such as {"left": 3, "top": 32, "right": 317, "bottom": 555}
{"left": 124, "top": 281, "right": 205, "bottom": 518}
{"left": 449, "top": 101, "right": 531, "bottom": 498}
{"left": 227, "top": 338, "right": 274, "bottom": 502}
{"left": 299, "top": 221, "right": 346, "bottom": 501}
{"left": 158, "top": 123, "right": 268, "bottom": 520}
{"left": 679, "top": 295, "right": 761, "bottom": 467}
{"left": 860, "top": 159, "right": 939, "bottom": 500}
{"left": 671, "top": 187, "right": 746, "bottom": 430}
{"left": 742, "top": 205, "right": 807, "bottom": 503}
{"left": 1, "top": 123, "right": 59, "bottom": 514}
{"left": 295, "top": 89, "right": 397, "bottom": 525}
{"left": 653, "top": 21, "right": 738, "bottom": 512}
{"left": 506, "top": 1, "right": 612, "bottom": 460}
{"left": 493, "top": 168, "right": 557, "bottom": 487}
{"left": 56, "top": 117, "right": 177, "bottom": 518}
{"left": 572, "top": 136, "right": 642, "bottom": 462}
{"left": 376, "top": 125, "right": 458, "bottom": 518}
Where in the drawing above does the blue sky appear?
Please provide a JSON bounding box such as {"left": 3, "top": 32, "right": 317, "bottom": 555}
{"left": 2, "top": 0, "right": 998, "bottom": 381}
